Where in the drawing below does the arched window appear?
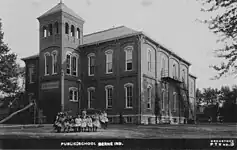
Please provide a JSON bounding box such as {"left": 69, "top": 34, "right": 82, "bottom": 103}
{"left": 88, "top": 87, "right": 95, "bottom": 109}
{"left": 124, "top": 46, "right": 133, "bottom": 71}
{"left": 147, "top": 85, "right": 152, "bottom": 109}
{"left": 65, "top": 23, "right": 69, "bottom": 34}
{"left": 28, "top": 65, "right": 36, "bottom": 83}
{"left": 173, "top": 64, "right": 177, "bottom": 79}
{"left": 124, "top": 83, "right": 133, "bottom": 108}
{"left": 44, "top": 52, "right": 50, "bottom": 75}
{"left": 88, "top": 53, "right": 95, "bottom": 76}
{"left": 66, "top": 52, "right": 72, "bottom": 75}
{"left": 105, "top": 85, "right": 113, "bottom": 109}
{"left": 161, "top": 57, "right": 166, "bottom": 76}
{"left": 72, "top": 54, "right": 78, "bottom": 76}
{"left": 69, "top": 87, "right": 78, "bottom": 102}
{"left": 71, "top": 25, "right": 75, "bottom": 36}
{"left": 55, "top": 22, "right": 59, "bottom": 34}
{"left": 48, "top": 24, "right": 53, "bottom": 36}
{"left": 182, "top": 69, "right": 185, "bottom": 82}
{"left": 43, "top": 26, "right": 47, "bottom": 38}
{"left": 51, "top": 50, "right": 58, "bottom": 74}
{"left": 76, "top": 28, "right": 80, "bottom": 39}
{"left": 105, "top": 50, "right": 113, "bottom": 74}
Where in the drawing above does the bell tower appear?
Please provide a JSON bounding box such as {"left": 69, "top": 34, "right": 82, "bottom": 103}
{"left": 37, "top": 1, "right": 85, "bottom": 123}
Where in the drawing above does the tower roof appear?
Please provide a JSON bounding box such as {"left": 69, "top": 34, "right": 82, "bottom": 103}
{"left": 37, "top": 2, "right": 84, "bottom": 21}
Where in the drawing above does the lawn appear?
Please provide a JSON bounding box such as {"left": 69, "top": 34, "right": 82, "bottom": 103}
{"left": 0, "top": 123, "right": 236, "bottom": 139}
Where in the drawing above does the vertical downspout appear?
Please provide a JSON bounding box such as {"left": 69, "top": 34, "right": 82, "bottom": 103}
{"left": 137, "top": 35, "right": 142, "bottom": 124}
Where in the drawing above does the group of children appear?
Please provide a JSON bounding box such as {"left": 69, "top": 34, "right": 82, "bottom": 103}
{"left": 53, "top": 111, "right": 108, "bottom": 133}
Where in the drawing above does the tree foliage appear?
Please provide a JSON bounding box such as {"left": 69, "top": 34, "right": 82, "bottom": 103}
{"left": 198, "top": 0, "right": 237, "bottom": 79}
{"left": 0, "top": 19, "right": 21, "bottom": 96}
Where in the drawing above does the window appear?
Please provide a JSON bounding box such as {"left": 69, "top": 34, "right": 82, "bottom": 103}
{"left": 173, "top": 64, "right": 177, "bottom": 79}
{"left": 29, "top": 65, "right": 36, "bottom": 83}
{"left": 124, "top": 83, "right": 133, "bottom": 108}
{"left": 44, "top": 52, "right": 50, "bottom": 75}
{"left": 105, "top": 85, "right": 113, "bottom": 109}
{"left": 162, "top": 89, "right": 165, "bottom": 110}
{"left": 72, "top": 54, "right": 78, "bottom": 76}
{"left": 88, "top": 53, "right": 95, "bottom": 76}
{"left": 173, "top": 92, "right": 177, "bottom": 111}
{"left": 124, "top": 46, "right": 133, "bottom": 71}
{"left": 48, "top": 24, "right": 53, "bottom": 36}
{"left": 88, "top": 87, "right": 95, "bottom": 109}
{"left": 43, "top": 26, "right": 47, "bottom": 38}
{"left": 66, "top": 53, "right": 71, "bottom": 75}
{"left": 190, "top": 82, "right": 193, "bottom": 94}
{"left": 161, "top": 57, "right": 166, "bottom": 76}
{"left": 126, "top": 117, "right": 132, "bottom": 123}
{"left": 147, "top": 85, "right": 152, "bottom": 109}
{"left": 105, "top": 50, "right": 113, "bottom": 74}
{"left": 76, "top": 28, "right": 80, "bottom": 39}
{"left": 69, "top": 87, "right": 78, "bottom": 102}
{"left": 65, "top": 23, "right": 69, "bottom": 34}
{"left": 147, "top": 49, "right": 152, "bottom": 72}
{"left": 55, "top": 22, "right": 59, "bottom": 34}
{"left": 52, "top": 51, "right": 58, "bottom": 74}
{"left": 182, "top": 69, "right": 185, "bottom": 82}
{"left": 71, "top": 25, "right": 75, "bottom": 36}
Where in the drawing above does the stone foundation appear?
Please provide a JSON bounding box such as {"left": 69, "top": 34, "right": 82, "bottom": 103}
{"left": 108, "top": 115, "right": 186, "bottom": 124}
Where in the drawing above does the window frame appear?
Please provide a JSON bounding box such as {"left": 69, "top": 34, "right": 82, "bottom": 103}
{"left": 65, "top": 23, "right": 69, "bottom": 34}
{"left": 70, "top": 25, "right": 75, "bottom": 37}
{"left": 44, "top": 52, "right": 50, "bottom": 76}
{"left": 173, "top": 64, "right": 177, "bottom": 79}
{"left": 87, "top": 87, "right": 95, "bottom": 109}
{"left": 124, "top": 46, "right": 133, "bottom": 71}
{"left": 76, "top": 28, "right": 80, "bottom": 39}
{"left": 69, "top": 87, "right": 78, "bottom": 102}
{"left": 43, "top": 26, "right": 47, "bottom": 38}
{"left": 28, "top": 65, "right": 35, "bottom": 84}
{"left": 105, "top": 85, "right": 113, "bottom": 109}
{"left": 55, "top": 22, "right": 59, "bottom": 34}
{"left": 105, "top": 50, "right": 113, "bottom": 74}
{"left": 72, "top": 53, "right": 78, "bottom": 76}
{"left": 87, "top": 53, "right": 95, "bottom": 76}
{"left": 66, "top": 52, "right": 72, "bottom": 75}
{"left": 124, "top": 83, "right": 133, "bottom": 109}
{"left": 51, "top": 50, "right": 58, "bottom": 75}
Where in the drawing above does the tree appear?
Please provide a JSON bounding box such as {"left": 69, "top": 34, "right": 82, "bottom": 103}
{"left": 198, "top": 0, "right": 237, "bottom": 79}
{"left": 0, "top": 19, "right": 21, "bottom": 96}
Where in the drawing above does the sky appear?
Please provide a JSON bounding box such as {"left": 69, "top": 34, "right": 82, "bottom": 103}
{"left": 0, "top": 0, "right": 236, "bottom": 90}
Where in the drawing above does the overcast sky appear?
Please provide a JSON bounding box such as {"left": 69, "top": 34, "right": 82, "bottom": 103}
{"left": 0, "top": 0, "right": 236, "bottom": 90}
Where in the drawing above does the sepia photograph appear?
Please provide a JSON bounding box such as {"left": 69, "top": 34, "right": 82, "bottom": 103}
{"left": 0, "top": 0, "right": 236, "bottom": 149}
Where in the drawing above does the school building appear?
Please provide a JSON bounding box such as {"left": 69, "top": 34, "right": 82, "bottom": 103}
{"left": 22, "top": 2, "right": 197, "bottom": 124}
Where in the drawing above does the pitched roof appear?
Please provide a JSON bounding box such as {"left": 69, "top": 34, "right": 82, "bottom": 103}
{"left": 37, "top": 2, "right": 84, "bottom": 21}
{"left": 82, "top": 26, "right": 139, "bottom": 46}
{"left": 21, "top": 26, "right": 191, "bottom": 65}
{"left": 21, "top": 54, "right": 39, "bottom": 61}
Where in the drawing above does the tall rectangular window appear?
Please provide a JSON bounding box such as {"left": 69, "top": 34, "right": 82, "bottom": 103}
{"left": 125, "top": 83, "right": 133, "bottom": 108}
{"left": 105, "top": 50, "right": 113, "bottom": 74}
{"left": 88, "top": 87, "right": 95, "bottom": 109}
{"left": 29, "top": 66, "right": 36, "bottom": 83}
{"left": 66, "top": 54, "right": 71, "bottom": 75}
{"left": 44, "top": 52, "right": 50, "bottom": 75}
{"left": 124, "top": 46, "right": 133, "bottom": 71}
{"left": 72, "top": 56, "right": 77, "bottom": 76}
{"left": 105, "top": 85, "right": 113, "bottom": 109}
{"left": 52, "top": 51, "right": 58, "bottom": 74}
{"left": 88, "top": 54, "right": 95, "bottom": 76}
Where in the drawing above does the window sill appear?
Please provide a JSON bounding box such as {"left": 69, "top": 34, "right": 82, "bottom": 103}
{"left": 106, "top": 107, "right": 112, "bottom": 110}
{"left": 106, "top": 72, "right": 113, "bottom": 74}
{"left": 44, "top": 74, "right": 49, "bottom": 76}
{"left": 125, "top": 69, "right": 133, "bottom": 72}
{"left": 125, "top": 107, "right": 133, "bottom": 109}
{"left": 70, "top": 100, "right": 78, "bottom": 102}
{"left": 52, "top": 73, "right": 57, "bottom": 75}
{"left": 88, "top": 74, "right": 95, "bottom": 77}
{"left": 29, "top": 82, "right": 35, "bottom": 84}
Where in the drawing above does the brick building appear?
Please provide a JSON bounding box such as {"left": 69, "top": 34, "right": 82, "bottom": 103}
{"left": 22, "top": 2, "right": 197, "bottom": 124}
